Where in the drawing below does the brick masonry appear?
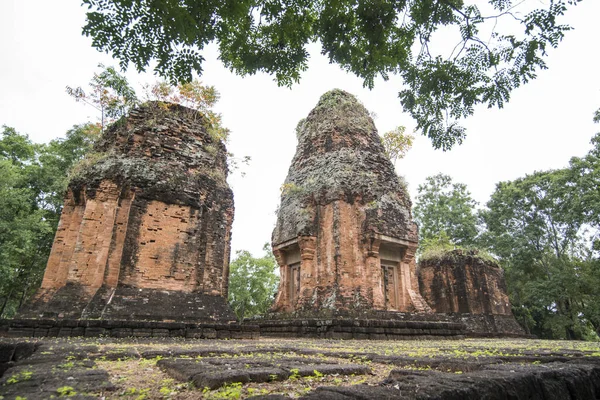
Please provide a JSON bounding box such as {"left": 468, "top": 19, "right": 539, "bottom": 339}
{"left": 418, "top": 251, "right": 513, "bottom": 315}
{"left": 271, "top": 90, "right": 427, "bottom": 315}
{"left": 19, "top": 102, "right": 235, "bottom": 323}
{"left": 268, "top": 90, "right": 525, "bottom": 337}
{"left": 0, "top": 319, "right": 259, "bottom": 340}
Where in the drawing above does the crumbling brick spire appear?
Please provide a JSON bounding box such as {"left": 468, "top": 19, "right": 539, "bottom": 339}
{"left": 23, "top": 102, "right": 236, "bottom": 322}
{"left": 271, "top": 89, "right": 424, "bottom": 314}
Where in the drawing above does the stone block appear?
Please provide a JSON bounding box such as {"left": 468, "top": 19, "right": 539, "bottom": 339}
{"left": 186, "top": 328, "right": 203, "bottom": 339}
{"left": 216, "top": 330, "right": 230, "bottom": 339}
{"left": 152, "top": 329, "right": 170, "bottom": 337}
{"left": 111, "top": 328, "right": 133, "bottom": 338}
{"left": 132, "top": 329, "right": 153, "bottom": 338}
{"left": 71, "top": 327, "right": 85, "bottom": 337}
{"left": 58, "top": 328, "right": 73, "bottom": 337}
{"left": 169, "top": 329, "right": 185, "bottom": 337}
{"left": 202, "top": 328, "right": 217, "bottom": 339}
{"left": 33, "top": 328, "right": 49, "bottom": 337}
{"left": 84, "top": 327, "right": 106, "bottom": 337}
{"left": 7, "top": 328, "right": 33, "bottom": 337}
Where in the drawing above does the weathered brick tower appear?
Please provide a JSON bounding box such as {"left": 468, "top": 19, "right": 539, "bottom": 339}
{"left": 23, "top": 102, "right": 236, "bottom": 322}
{"left": 261, "top": 90, "right": 523, "bottom": 339}
{"left": 271, "top": 90, "right": 429, "bottom": 314}
{"left": 418, "top": 250, "right": 525, "bottom": 335}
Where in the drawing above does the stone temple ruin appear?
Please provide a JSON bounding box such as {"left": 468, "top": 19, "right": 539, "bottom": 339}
{"left": 2, "top": 92, "right": 523, "bottom": 340}
{"left": 271, "top": 89, "right": 427, "bottom": 314}
{"left": 418, "top": 249, "right": 523, "bottom": 334}
{"left": 264, "top": 90, "right": 524, "bottom": 338}
{"left": 19, "top": 102, "right": 242, "bottom": 329}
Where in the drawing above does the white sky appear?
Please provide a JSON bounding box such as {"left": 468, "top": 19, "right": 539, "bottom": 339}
{"left": 1, "top": 1, "right": 599, "bottom": 257}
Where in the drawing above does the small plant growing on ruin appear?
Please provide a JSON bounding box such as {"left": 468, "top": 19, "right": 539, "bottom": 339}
{"left": 289, "top": 368, "right": 301, "bottom": 381}
{"left": 66, "top": 64, "right": 139, "bottom": 132}
{"left": 203, "top": 382, "right": 243, "bottom": 399}
{"left": 381, "top": 126, "right": 414, "bottom": 166}
{"left": 6, "top": 370, "right": 33, "bottom": 384}
{"left": 280, "top": 182, "right": 305, "bottom": 197}
{"left": 56, "top": 386, "right": 77, "bottom": 397}
{"left": 58, "top": 361, "right": 76, "bottom": 370}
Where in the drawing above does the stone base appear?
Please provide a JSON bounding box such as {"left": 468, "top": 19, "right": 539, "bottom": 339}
{"left": 19, "top": 284, "right": 237, "bottom": 323}
{"left": 447, "top": 313, "right": 527, "bottom": 337}
{"left": 258, "top": 311, "right": 527, "bottom": 338}
{"left": 365, "top": 311, "right": 527, "bottom": 337}
{"left": 0, "top": 319, "right": 259, "bottom": 339}
{"left": 257, "top": 318, "right": 465, "bottom": 340}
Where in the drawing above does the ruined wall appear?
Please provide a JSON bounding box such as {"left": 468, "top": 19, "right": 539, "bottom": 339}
{"left": 24, "top": 102, "right": 235, "bottom": 322}
{"left": 271, "top": 90, "right": 425, "bottom": 315}
{"left": 418, "top": 250, "right": 513, "bottom": 315}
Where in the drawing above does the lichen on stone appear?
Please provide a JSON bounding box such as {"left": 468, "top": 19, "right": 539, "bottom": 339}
{"left": 272, "top": 89, "right": 415, "bottom": 245}
{"left": 419, "top": 248, "right": 501, "bottom": 268}
{"left": 69, "top": 101, "right": 230, "bottom": 208}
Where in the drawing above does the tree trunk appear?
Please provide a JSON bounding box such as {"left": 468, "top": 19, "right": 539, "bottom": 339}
{"left": 17, "top": 285, "right": 29, "bottom": 310}
{"left": 0, "top": 288, "right": 14, "bottom": 318}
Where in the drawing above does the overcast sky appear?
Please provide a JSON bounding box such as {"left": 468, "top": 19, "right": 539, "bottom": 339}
{"left": 1, "top": 1, "right": 599, "bottom": 257}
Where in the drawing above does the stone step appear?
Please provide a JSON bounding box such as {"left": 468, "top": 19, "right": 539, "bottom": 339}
{"left": 408, "top": 289, "right": 433, "bottom": 313}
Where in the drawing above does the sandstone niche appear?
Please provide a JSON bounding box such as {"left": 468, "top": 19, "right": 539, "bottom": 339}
{"left": 23, "top": 102, "right": 235, "bottom": 322}
{"left": 271, "top": 90, "right": 430, "bottom": 315}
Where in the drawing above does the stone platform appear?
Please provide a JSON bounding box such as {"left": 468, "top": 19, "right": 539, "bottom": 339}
{"left": 258, "top": 318, "right": 465, "bottom": 340}
{"left": 256, "top": 310, "right": 529, "bottom": 339}
{"left": 1, "top": 337, "right": 598, "bottom": 399}
{"left": 0, "top": 319, "right": 259, "bottom": 339}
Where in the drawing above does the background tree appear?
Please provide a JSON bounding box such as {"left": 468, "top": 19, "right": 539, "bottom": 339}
{"left": 381, "top": 126, "right": 414, "bottom": 165}
{"left": 0, "top": 125, "right": 97, "bottom": 317}
{"left": 81, "top": 0, "right": 580, "bottom": 150}
{"left": 413, "top": 173, "right": 479, "bottom": 251}
{"left": 481, "top": 169, "right": 598, "bottom": 339}
{"left": 480, "top": 119, "right": 600, "bottom": 340}
{"left": 228, "top": 245, "right": 279, "bottom": 320}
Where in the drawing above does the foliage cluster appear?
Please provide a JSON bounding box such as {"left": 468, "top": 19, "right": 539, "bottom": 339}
{"left": 142, "top": 80, "right": 230, "bottom": 142}
{"left": 66, "top": 64, "right": 137, "bottom": 132}
{"left": 415, "top": 113, "right": 600, "bottom": 340}
{"left": 81, "top": 0, "right": 580, "bottom": 150}
{"left": 228, "top": 244, "right": 279, "bottom": 320}
{"left": 0, "top": 124, "right": 98, "bottom": 318}
{"left": 480, "top": 133, "right": 600, "bottom": 340}
{"left": 381, "top": 126, "right": 414, "bottom": 165}
{"left": 413, "top": 173, "right": 479, "bottom": 250}
{"left": 67, "top": 65, "right": 230, "bottom": 142}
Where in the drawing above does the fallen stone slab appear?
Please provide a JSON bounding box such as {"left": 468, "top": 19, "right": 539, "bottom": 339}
{"left": 0, "top": 341, "right": 114, "bottom": 400}
{"left": 299, "top": 361, "right": 600, "bottom": 400}
{"left": 158, "top": 356, "right": 372, "bottom": 390}
{"left": 0, "top": 364, "right": 114, "bottom": 400}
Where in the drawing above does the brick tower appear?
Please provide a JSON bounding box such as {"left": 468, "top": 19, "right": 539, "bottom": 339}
{"left": 271, "top": 90, "right": 429, "bottom": 315}
{"left": 23, "top": 102, "right": 235, "bottom": 322}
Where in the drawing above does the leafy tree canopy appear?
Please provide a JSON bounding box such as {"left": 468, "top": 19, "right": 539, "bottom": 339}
{"left": 413, "top": 173, "right": 479, "bottom": 249}
{"left": 0, "top": 124, "right": 97, "bottom": 318}
{"left": 228, "top": 244, "right": 279, "bottom": 320}
{"left": 82, "top": 0, "right": 580, "bottom": 150}
{"left": 481, "top": 128, "right": 600, "bottom": 340}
